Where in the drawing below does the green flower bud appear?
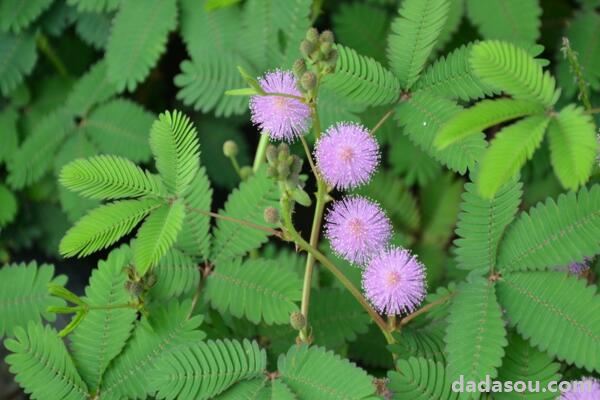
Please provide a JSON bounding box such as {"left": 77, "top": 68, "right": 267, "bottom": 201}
{"left": 306, "top": 27, "right": 319, "bottom": 42}
{"left": 319, "top": 30, "right": 334, "bottom": 44}
{"left": 290, "top": 311, "right": 306, "bottom": 330}
{"left": 300, "top": 72, "right": 317, "bottom": 91}
{"left": 263, "top": 207, "right": 280, "bottom": 224}
{"left": 293, "top": 59, "right": 307, "bottom": 78}
{"left": 277, "top": 163, "right": 290, "bottom": 178}
{"left": 267, "top": 165, "right": 278, "bottom": 177}
{"left": 222, "top": 140, "right": 238, "bottom": 157}
{"left": 240, "top": 166, "right": 253, "bottom": 180}
{"left": 266, "top": 144, "right": 278, "bottom": 164}
{"left": 300, "top": 40, "right": 316, "bottom": 58}
{"left": 277, "top": 143, "right": 290, "bottom": 159}
{"left": 292, "top": 157, "right": 303, "bottom": 175}
{"left": 320, "top": 41, "right": 333, "bottom": 56}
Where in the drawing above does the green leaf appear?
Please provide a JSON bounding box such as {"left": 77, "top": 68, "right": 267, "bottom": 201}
{"left": 0, "top": 0, "right": 53, "bottom": 33}
{"left": 0, "top": 262, "right": 67, "bottom": 337}
{"left": 388, "top": 357, "right": 459, "bottom": 400}
{"left": 387, "top": 0, "right": 450, "bottom": 89}
{"left": 205, "top": 0, "right": 241, "bottom": 11}
{"left": 7, "top": 108, "right": 74, "bottom": 189}
{"left": 322, "top": 44, "right": 401, "bottom": 107}
{"left": 215, "top": 378, "right": 296, "bottom": 400}
{"left": 454, "top": 173, "right": 522, "bottom": 272}
{"left": 435, "top": 99, "right": 544, "bottom": 149}
{"left": 210, "top": 167, "right": 279, "bottom": 265}
{"left": 65, "top": 60, "right": 120, "bottom": 117}
{"left": 466, "top": 0, "right": 541, "bottom": 47}
{"left": 60, "top": 155, "right": 165, "bottom": 200}
{"left": 150, "top": 110, "right": 200, "bottom": 196}
{"left": 420, "top": 173, "right": 463, "bottom": 246}
{"left": 106, "top": 0, "right": 177, "bottom": 91}
{"left": 478, "top": 115, "right": 550, "bottom": 199}
{"left": 389, "top": 134, "right": 441, "bottom": 187}
{"left": 497, "top": 272, "right": 600, "bottom": 372}
{"left": 84, "top": 98, "right": 154, "bottom": 163}
{"left": 0, "top": 184, "right": 17, "bottom": 227}
{"left": 395, "top": 92, "right": 486, "bottom": 174}
{"left": 497, "top": 185, "right": 600, "bottom": 273}
{"left": 59, "top": 198, "right": 162, "bottom": 258}
{"left": 5, "top": 323, "right": 89, "bottom": 400}
{"left": 150, "top": 339, "right": 267, "bottom": 400}
{"left": 0, "top": 107, "right": 19, "bottom": 164}
{"left": 150, "top": 248, "right": 200, "bottom": 300}
{"left": 0, "top": 32, "right": 37, "bottom": 97}
{"left": 278, "top": 345, "right": 379, "bottom": 399}
{"left": 494, "top": 332, "right": 561, "bottom": 400}
{"left": 390, "top": 324, "right": 447, "bottom": 365}
{"left": 547, "top": 105, "right": 597, "bottom": 190}
{"left": 272, "top": 0, "right": 312, "bottom": 68}
{"left": 133, "top": 199, "right": 186, "bottom": 276}
{"left": 70, "top": 246, "right": 137, "bottom": 392}
{"left": 416, "top": 44, "right": 497, "bottom": 102}
{"left": 67, "top": 0, "right": 120, "bottom": 12}
{"left": 74, "top": 11, "right": 112, "bottom": 50}
{"left": 470, "top": 40, "right": 558, "bottom": 108}
{"left": 205, "top": 257, "right": 302, "bottom": 325}
{"left": 99, "top": 300, "right": 205, "bottom": 400}
{"left": 445, "top": 278, "right": 508, "bottom": 381}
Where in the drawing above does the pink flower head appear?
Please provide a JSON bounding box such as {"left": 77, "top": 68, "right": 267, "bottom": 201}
{"left": 568, "top": 258, "right": 591, "bottom": 275}
{"left": 315, "top": 123, "right": 380, "bottom": 190}
{"left": 249, "top": 70, "right": 311, "bottom": 142}
{"left": 324, "top": 196, "right": 392, "bottom": 265}
{"left": 560, "top": 377, "right": 600, "bottom": 399}
{"left": 363, "top": 247, "right": 427, "bottom": 315}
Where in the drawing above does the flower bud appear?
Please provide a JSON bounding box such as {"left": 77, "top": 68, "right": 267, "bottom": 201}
{"left": 277, "top": 163, "right": 290, "bottom": 177}
{"left": 320, "top": 41, "right": 333, "bottom": 56}
{"left": 306, "top": 27, "right": 319, "bottom": 42}
{"left": 319, "top": 30, "right": 334, "bottom": 44}
{"left": 277, "top": 143, "right": 290, "bottom": 159}
{"left": 222, "top": 140, "right": 238, "bottom": 157}
{"left": 263, "top": 207, "right": 280, "bottom": 224}
{"left": 266, "top": 144, "right": 278, "bottom": 164}
{"left": 267, "top": 165, "right": 278, "bottom": 177}
{"left": 240, "top": 166, "right": 253, "bottom": 180}
{"left": 300, "top": 40, "right": 316, "bottom": 58}
{"left": 293, "top": 59, "right": 307, "bottom": 78}
{"left": 291, "top": 157, "right": 303, "bottom": 175}
{"left": 300, "top": 72, "right": 317, "bottom": 91}
{"left": 290, "top": 311, "right": 306, "bottom": 330}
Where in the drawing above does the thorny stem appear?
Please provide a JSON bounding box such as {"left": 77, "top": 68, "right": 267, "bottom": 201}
{"left": 400, "top": 292, "right": 454, "bottom": 326}
{"left": 186, "top": 206, "right": 282, "bottom": 238}
{"left": 561, "top": 37, "right": 592, "bottom": 111}
{"left": 252, "top": 133, "right": 270, "bottom": 172}
{"left": 370, "top": 109, "right": 394, "bottom": 137}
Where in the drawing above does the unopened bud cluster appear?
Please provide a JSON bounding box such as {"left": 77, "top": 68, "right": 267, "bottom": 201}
{"left": 294, "top": 28, "right": 338, "bottom": 98}
{"left": 266, "top": 143, "right": 304, "bottom": 187}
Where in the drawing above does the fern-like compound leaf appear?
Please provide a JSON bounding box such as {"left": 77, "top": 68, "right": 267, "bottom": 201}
{"left": 497, "top": 185, "right": 600, "bottom": 273}
{"left": 7, "top": 108, "right": 74, "bottom": 189}
{"left": 388, "top": 357, "right": 459, "bottom": 400}
{"left": 150, "top": 248, "right": 200, "bottom": 300}
{"left": 470, "top": 41, "right": 558, "bottom": 108}
{"left": 133, "top": 199, "right": 186, "bottom": 276}
{"left": 478, "top": 115, "right": 550, "bottom": 199}
{"left": 210, "top": 167, "right": 279, "bottom": 265}
{"left": 150, "top": 339, "right": 267, "bottom": 400}
{"left": 547, "top": 105, "right": 597, "bottom": 191}
{"left": 215, "top": 378, "right": 296, "bottom": 400}
{"left": 67, "top": 0, "right": 120, "bottom": 12}
{"left": 60, "top": 198, "right": 162, "bottom": 258}
{"left": 395, "top": 91, "right": 486, "bottom": 174}
{"left": 333, "top": 3, "right": 389, "bottom": 62}
{"left": 389, "top": 134, "right": 442, "bottom": 187}
{"left": 416, "top": 44, "right": 497, "bottom": 102}
{"left": 435, "top": 98, "right": 544, "bottom": 149}
{"left": 0, "top": 0, "right": 53, "bottom": 33}
{"left": 65, "top": 61, "right": 120, "bottom": 117}
{"left": 106, "top": 0, "right": 177, "bottom": 91}
{"left": 205, "top": 258, "right": 302, "bottom": 325}
{"left": 323, "top": 44, "right": 401, "bottom": 107}
{"left": 0, "top": 32, "right": 37, "bottom": 96}
{"left": 99, "top": 300, "right": 205, "bottom": 400}
{"left": 70, "top": 246, "right": 137, "bottom": 392}
{"left": 0, "top": 184, "right": 17, "bottom": 228}
{"left": 387, "top": 0, "right": 450, "bottom": 89}
{"left": 150, "top": 110, "right": 201, "bottom": 197}
{"left": 497, "top": 272, "right": 600, "bottom": 372}
{"left": 174, "top": 169, "right": 212, "bottom": 261}
{"left": 466, "top": 0, "right": 541, "bottom": 48}
{"left": 390, "top": 324, "right": 447, "bottom": 365}
{"left": 5, "top": 323, "right": 89, "bottom": 400}
{"left": 445, "top": 278, "right": 508, "bottom": 382}
{"left": 278, "top": 345, "right": 379, "bottom": 399}
{"left": 84, "top": 98, "right": 154, "bottom": 163}
{"left": 0, "top": 107, "right": 18, "bottom": 164}
{"left": 0, "top": 262, "right": 67, "bottom": 337}
{"left": 494, "top": 332, "right": 561, "bottom": 400}
{"left": 74, "top": 11, "right": 111, "bottom": 50}
{"left": 60, "top": 155, "right": 165, "bottom": 200}
{"left": 454, "top": 173, "right": 522, "bottom": 272}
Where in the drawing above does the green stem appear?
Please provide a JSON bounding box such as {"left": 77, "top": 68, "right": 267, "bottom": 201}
{"left": 227, "top": 155, "right": 242, "bottom": 178}
{"left": 253, "top": 133, "right": 270, "bottom": 172}
{"left": 36, "top": 34, "right": 69, "bottom": 78}
{"left": 86, "top": 302, "right": 138, "bottom": 311}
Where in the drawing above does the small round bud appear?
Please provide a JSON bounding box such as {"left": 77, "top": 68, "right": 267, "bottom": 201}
{"left": 306, "top": 27, "right": 319, "bottom": 42}
{"left": 263, "top": 207, "right": 280, "bottom": 224}
{"left": 291, "top": 157, "right": 303, "bottom": 175}
{"left": 267, "top": 165, "right": 278, "bottom": 177}
{"left": 320, "top": 41, "right": 333, "bottom": 55}
{"left": 277, "top": 143, "right": 290, "bottom": 159}
{"left": 266, "top": 144, "right": 278, "bottom": 164}
{"left": 290, "top": 311, "right": 306, "bottom": 330}
{"left": 300, "top": 72, "right": 317, "bottom": 91}
{"left": 300, "top": 40, "right": 316, "bottom": 58}
{"left": 240, "top": 166, "right": 253, "bottom": 180}
{"left": 293, "top": 59, "right": 307, "bottom": 78}
{"left": 320, "top": 30, "right": 334, "bottom": 44}
{"left": 125, "top": 281, "right": 144, "bottom": 297}
{"left": 277, "top": 163, "right": 290, "bottom": 177}
{"left": 222, "top": 140, "right": 238, "bottom": 157}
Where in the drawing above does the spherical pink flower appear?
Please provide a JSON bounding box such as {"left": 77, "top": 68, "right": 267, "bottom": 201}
{"left": 314, "top": 123, "right": 380, "bottom": 190}
{"left": 363, "top": 247, "right": 427, "bottom": 315}
{"left": 568, "top": 258, "right": 591, "bottom": 275}
{"left": 324, "top": 196, "right": 392, "bottom": 265}
{"left": 249, "top": 70, "right": 311, "bottom": 142}
{"left": 560, "top": 377, "right": 600, "bottom": 399}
